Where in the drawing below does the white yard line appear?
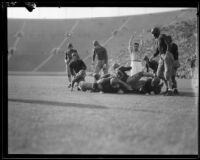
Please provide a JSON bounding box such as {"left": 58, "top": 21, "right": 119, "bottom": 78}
{"left": 32, "top": 53, "right": 55, "bottom": 72}
{"left": 58, "top": 20, "right": 79, "bottom": 49}
{"left": 32, "top": 20, "right": 79, "bottom": 72}
{"left": 8, "top": 21, "right": 26, "bottom": 61}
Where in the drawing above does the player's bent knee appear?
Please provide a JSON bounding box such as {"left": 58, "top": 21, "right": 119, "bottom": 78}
{"left": 164, "top": 73, "right": 171, "bottom": 81}
{"left": 157, "top": 72, "right": 164, "bottom": 79}
{"left": 110, "top": 77, "right": 119, "bottom": 87}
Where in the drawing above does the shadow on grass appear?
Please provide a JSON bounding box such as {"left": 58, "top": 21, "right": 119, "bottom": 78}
{"left": 8, "top": 98, "right": 167, "bottom": 114}
{"left": 111, "top": 91, "right": 198, "bottom": 98}
{"left": 8, "top": 95, "right": 196, "bottom": 114}
{"left": 175, "top": 91, "right": 198, "bottom": 97}
{"left": 8, "top": 98, "right": 108, "bottom": 109}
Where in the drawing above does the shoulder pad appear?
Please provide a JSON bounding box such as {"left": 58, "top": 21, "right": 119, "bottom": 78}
{"left": 159, "top": 34, "right": 167, "bottom": 39}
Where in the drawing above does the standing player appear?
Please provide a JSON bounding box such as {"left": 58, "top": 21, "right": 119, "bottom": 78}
{"left": 166, "top": 35, "right": 180, "bottom": 94}
{"left": 92, "top": 40, "right": 108, "bottom": 76}
{"left": 150, "top": 27, "right": 174, "bottom": 96}
{"left": 64, "top": 43, "right": 80, "bottom": 88}
{"left": 129, "top": 35, "right": 143, "bottom": 76}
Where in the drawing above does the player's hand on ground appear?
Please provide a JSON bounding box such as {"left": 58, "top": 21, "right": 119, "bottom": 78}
{"left": 67, "top": 83, "right": 72, "bottom": 88}
{"left": 103, "top": 64, "right": 107, "bottom": 69}
{"left": 118, "top": 89, "right": 124, "bottom": 94}
{"left": 126, "top": 84, "right": 133, "bottom": 91}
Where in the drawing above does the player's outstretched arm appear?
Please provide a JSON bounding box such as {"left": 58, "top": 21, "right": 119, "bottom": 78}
{"left": 142, "top": 71, "right": 155, "bottom": 78}
{"left": 113, "top": 78, "right": 133, "bottom": 91}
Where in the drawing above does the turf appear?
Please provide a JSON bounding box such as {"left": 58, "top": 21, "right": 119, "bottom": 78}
{"left": 8, "top": 74, "right": 198, "bottom": 154}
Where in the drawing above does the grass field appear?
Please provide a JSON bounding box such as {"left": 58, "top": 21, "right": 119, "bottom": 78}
{"left": 8, "top": 73, "right": 198, "bottom": 154}
{"left": 6, "top": 8, "right": 198, "bottom": 155}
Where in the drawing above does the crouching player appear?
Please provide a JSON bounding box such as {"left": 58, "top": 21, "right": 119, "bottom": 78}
{"left": 143, "top": 55, "right": 158, "bottom": 75}
{"left": 127, "top": 72, "right": 163, "bottom": 94}
{"left": 79, "top": 73, "right": 133, "bottom": 93}
{"left": 79, "top": 64, "right": 163, "bottom": 95}
{"left": 112, "top": 63, "right": 163, "bottom": 94}
{"left": 69, "top": 52, "right": 87, "bottom": 91}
